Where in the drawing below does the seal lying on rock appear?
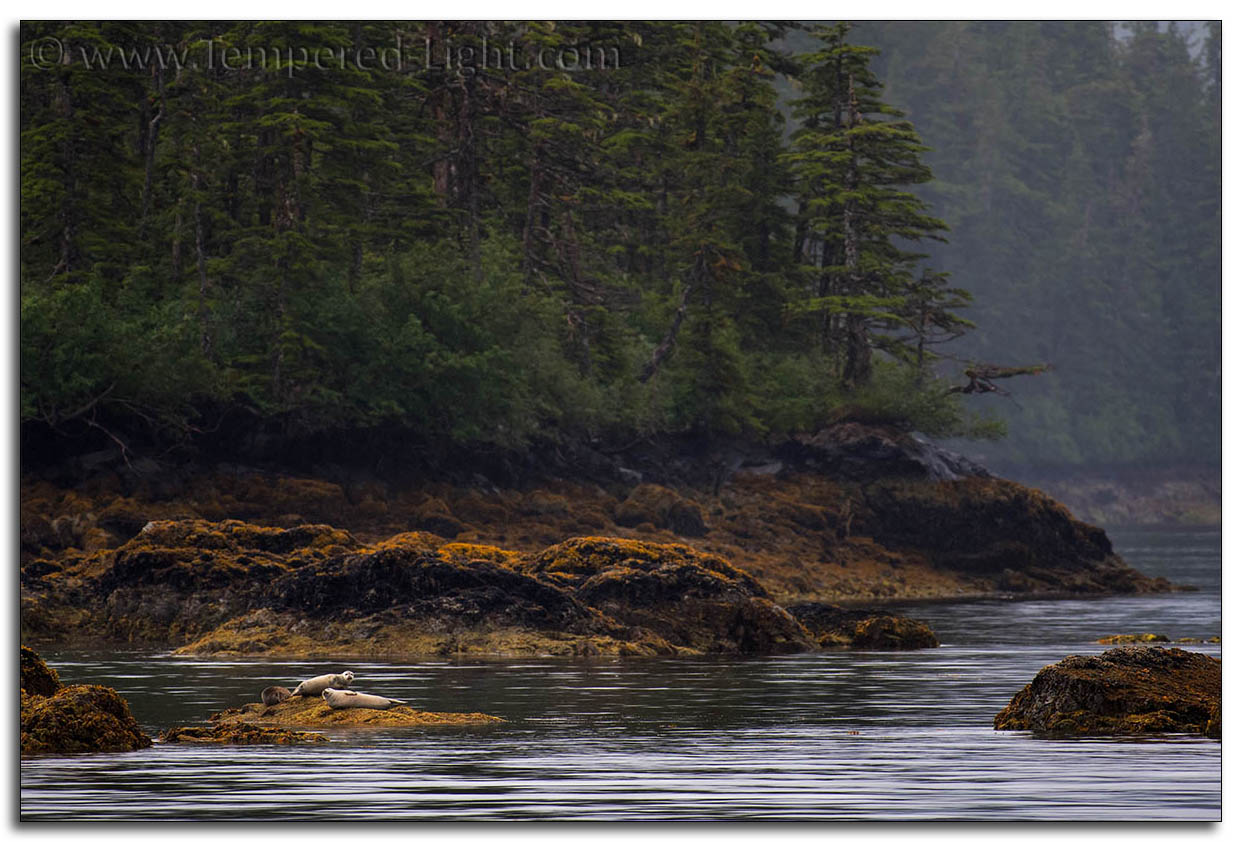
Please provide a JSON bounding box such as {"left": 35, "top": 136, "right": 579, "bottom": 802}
{"left": 261, "top": 686, "right": 292, "bottom": 706}
{"left": 290, "top": 671, "right": 355, "bottom": 698}
{"left": 321, "top": 687, "right": 408, "bottom": 710}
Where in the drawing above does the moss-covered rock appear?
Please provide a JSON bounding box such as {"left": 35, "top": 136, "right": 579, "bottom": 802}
{"left": 21, "top": 646, "right": 63, "bottom": 697}
{"left": 994, "top": 646, "right": 1221, "bottom": 737}
{"left": 614, "top": 485, "right": 708, "bottom": 537}
{"left": 527, "top": 537, "right": 812, "bottom": 655}
{"left": 21, "top": 684, "right": 151, "bottom": 755}
{"left": 21, "top": 519, "right": 360, "bottom": 645}
{"left": 786, "top": 603, "right": 938, "bottom": 650}
{"left": 158, "top": 723, "right": 329, "bottom": 745}
{"left": 208, "top": 694, "right": 503, "bottom": 728}
{"left": 1096, "top": 633, "right": 1171, "bottom": 645}
{"left": 271, "top": 542, "right": 601, "bottom": 633}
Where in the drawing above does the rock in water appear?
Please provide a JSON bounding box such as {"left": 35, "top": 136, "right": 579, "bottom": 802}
{"left": 21, "top": 645, "right": 63, "bottom": 697}
{"left": 21, "top": 684, "right": 152, "bottom": 754}
{"left": 159, "top": 723, "right": 327, "bottom": 745}
{"left": 786, "top": 603, "right": 939, "bottom": 650}
{"left": 994, "top": 646, "right": 1221, "bottom": 737}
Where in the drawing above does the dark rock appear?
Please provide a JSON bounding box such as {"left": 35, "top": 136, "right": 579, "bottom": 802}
{"left": 272, "top": 544, "right": 601, "bottom": 633}
{"left": 20, "top": 646, "right": 63, "bottom": 697}
{"left": 851, "top": 615, "right": 940, "bottom": 650}
{"left": 159, "top": 723, "right": 328, "bottom": 745}
{"left": 21, "top": 684, "right": 151, "bottom": 755}
{"left": 614, "top": 484, "right": 708, "bottom": 536}
{"left": 777, "top": 423, "right": 992, "bottom": 483}
{"left": 852, "top": 477, "right": 1172, "bottom": 594}
{"left": 786, "top": 603, "right": 939, "bottom": 650}
{"left": 529, "top": 537, "right": 813, "bottom": 655}
{"left": 994, "top": 646, "right": 1221, "bottom": 737}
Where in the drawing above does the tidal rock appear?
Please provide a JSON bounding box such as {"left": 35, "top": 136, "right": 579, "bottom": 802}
{"left": 994, "top": 646, "right": 1221, "bottom": 737}
{"left": 528, "top": 537, "right": 812, "bottom": 655}
{"left": 21, "top": 684, "right": 151, "bottom": 755}
{"left": 159, "top": 723, "right": 328, "bottom": 745}
{"left": 613, "top": 484, "right": 708, "bottom": 537}
{"left": 208, "top": 694, "right": 502, "bottom": 728}
{"left": 786, "top": 603, "right": 939, "bottom": 650}
{"left": 20, "top": 645, "right": 63, "bottom": 697}
{"left": 1096, "top": 633, "right": 1171, "bottom": 645}
{"left": 854, "top": 477, "right": 1173, "bottom": 595}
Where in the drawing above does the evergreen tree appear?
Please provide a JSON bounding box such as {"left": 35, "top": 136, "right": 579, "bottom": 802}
{"left": 786, "top": 23, "right": 952, "bottom": 390}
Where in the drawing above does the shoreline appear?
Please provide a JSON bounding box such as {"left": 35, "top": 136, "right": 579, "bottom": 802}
{"left": 19, "top": 425, "right": 1183, "bottom": 661}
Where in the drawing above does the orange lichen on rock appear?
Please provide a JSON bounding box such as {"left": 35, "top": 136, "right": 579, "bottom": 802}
{"left": 21, "top": 645, "right": 63, "bottom": 697}
{"left": 208, "top": 695, "right": 503, "bottom": 728}
{"left": 1096, "top": 633, "right": 1171, "bottom": 645}
{"left": 525, "top": 537, "right": 812, "bottom": 655}
{"left": 614, "top": 484, "right": 708, "bottom": 536}
{"left": 361, "top": 530, "right": 446, "bottom": 554}
{"left": 21, "top": 683, "right": 151, "bottom": 755}
{"left": 20, "top": 434, "right": 1178, "bottom": 658}
{"left": 159, "top": 723, "right": 329, "bottom": 745}
{"left": 786, "top": 603, "right": 939, "bottom": 650}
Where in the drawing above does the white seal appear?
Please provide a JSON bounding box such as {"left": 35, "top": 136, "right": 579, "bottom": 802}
{"left": 290, "top": 671, "right": 355, "bottom": 698}
{"left": 321, "top": 687, "right": 409, "bottom": 710}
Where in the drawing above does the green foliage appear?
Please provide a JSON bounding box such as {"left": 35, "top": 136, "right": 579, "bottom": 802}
{"left": 832, "top": 362, "right": 1006, "bottom": 440}
{"left": 23, "top": 20, "right": 1208, "bottom": 467}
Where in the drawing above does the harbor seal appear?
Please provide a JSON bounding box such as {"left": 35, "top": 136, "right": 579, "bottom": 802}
{"left": 321, "top": 688, "right": 409, "bottom": 710}
{"left": 261, "top": 685, "right": 292, "bottom": 706}
{"left": 290, "top": 671, "right": 355, "bottom": 698}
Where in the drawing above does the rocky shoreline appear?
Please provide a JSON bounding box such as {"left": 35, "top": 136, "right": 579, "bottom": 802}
{"left": 20, "top": 424, "right": 1177, "bottom": 660}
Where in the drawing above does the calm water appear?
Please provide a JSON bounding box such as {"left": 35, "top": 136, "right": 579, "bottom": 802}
{"left": 21, "top": 528, "right": 1221, "bottom": 821}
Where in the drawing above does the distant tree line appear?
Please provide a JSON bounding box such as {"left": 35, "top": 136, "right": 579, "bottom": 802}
{"left": 856, "top": 21, "right": 1221, "bottom": 468}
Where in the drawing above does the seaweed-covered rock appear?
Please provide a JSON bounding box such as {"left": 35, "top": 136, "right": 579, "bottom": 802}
{"left": 613, "top": 485, "right": 708, "bottom": 537}
{"left": 852, "top": 616, "right": 940, "bottom": 650}
{"left": 271, "top": 543, "right": 599, "bottom": 633}
{"left": 23, "top": 519, "right": 361, "bottom": 645}
{"left": 21, "top": 646, "right": 63, "bottom": 697}
{"left": 21, "top": 684, "right": 151, "bottom": 755}
{"left": 786, "top": 603, "right": 938, "bottom": 650}
{"left": 1096, "top": 633, "right": 1171, "bottom": 645}
{"left": 854, "top": 478, "right": 1173, "bottom": 594}
{"left": 994, "top": 646, "right": 1221, "bottom": 737}
{"left": 159, "top": 723, "right": 329, "bottom": 745}
{"left": 208, "top": 694, "right": 503, "bottom": 728}
{"left": 528, "top": 537, "right": 812, "bottom": 655}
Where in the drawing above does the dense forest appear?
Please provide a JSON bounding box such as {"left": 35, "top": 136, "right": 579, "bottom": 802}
{"left": 19, "top": 21, "right": 1221, "bottom": 473}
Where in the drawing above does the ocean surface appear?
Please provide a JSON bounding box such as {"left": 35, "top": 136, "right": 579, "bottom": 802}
{"left": 20, "top": 527, "right": 1222, "bottom": 821}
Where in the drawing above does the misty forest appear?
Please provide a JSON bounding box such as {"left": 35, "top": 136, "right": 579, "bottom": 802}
{"left": 20, "top": 20, "right": 1221, "bottom": 474}
{"left": 18, "top": 21, "right": 1223, "bottom": 820}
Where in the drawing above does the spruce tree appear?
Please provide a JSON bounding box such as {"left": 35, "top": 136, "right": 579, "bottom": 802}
{"left": 785, "top": 22, "right": 951, "bottom": 390}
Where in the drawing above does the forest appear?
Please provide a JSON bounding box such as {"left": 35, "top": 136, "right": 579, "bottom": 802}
{"left": 19, "top": 21, "right": 1221, "bottom": 473}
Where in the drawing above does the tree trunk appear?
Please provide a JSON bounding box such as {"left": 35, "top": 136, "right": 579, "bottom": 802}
{"left": 840, "top": 74, "right": 870, "bottom": 390}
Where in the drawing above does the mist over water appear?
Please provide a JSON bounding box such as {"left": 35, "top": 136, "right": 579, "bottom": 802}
{"left": 21, "top": 529, "right": 1220, "bottom": 821}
